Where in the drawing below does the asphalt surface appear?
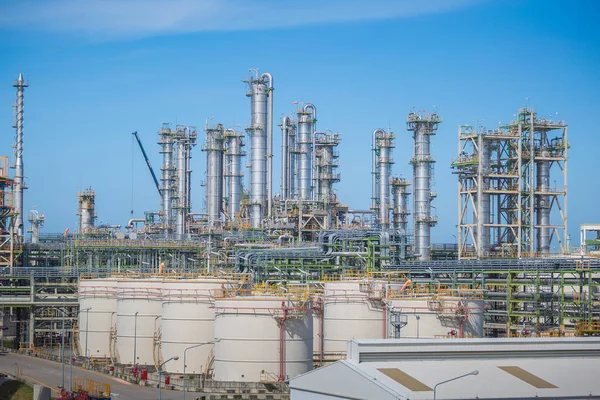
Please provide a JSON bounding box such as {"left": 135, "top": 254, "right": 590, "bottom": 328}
{"left": 0, "top": 352, "right": 181, "bottom": 399}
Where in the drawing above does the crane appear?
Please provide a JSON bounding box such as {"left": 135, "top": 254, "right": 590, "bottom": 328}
{"left": 132, "top": 131, "right": 161, "bottom": 197}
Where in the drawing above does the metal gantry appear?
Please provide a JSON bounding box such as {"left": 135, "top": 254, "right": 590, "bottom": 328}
{"left": 453, "top": 108, "right": 568, "bottom": 259}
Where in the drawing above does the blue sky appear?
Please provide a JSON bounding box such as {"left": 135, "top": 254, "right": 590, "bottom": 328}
{"left": 1, "top": 0, "right": 599, "bottom": 246}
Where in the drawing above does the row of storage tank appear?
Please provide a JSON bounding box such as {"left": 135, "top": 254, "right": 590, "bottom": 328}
{"left": 78, "top": 278, "right": 484, "bottom": 382}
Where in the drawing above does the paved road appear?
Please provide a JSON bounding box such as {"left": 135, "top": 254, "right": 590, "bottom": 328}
{"left": 0, "top": 352, "right": 180, "bottom": 400}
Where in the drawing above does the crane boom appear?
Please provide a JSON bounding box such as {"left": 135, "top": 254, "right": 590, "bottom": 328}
{"left": 132, "top": 131, "right": 161, "bottom": 196}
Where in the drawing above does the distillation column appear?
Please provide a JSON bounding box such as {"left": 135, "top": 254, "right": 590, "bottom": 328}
{"left": 245, "top": 71, "right": 273, "bottom": 228}
{"left": 27, "top": 210, "right": 44, "bottom": 244}
{"left": 314, "top": 132, "right": 341, "bottom": 206}
{"left": 372, "top": 129, "right": 395, "bottom": 228}
{"left": 224, "top": 129, "right": 245, "bottom": 221}
{"left": 12, "top": 74, "right": 28, "bottom": 240}
{"left": 407, "top": 111, "right": 440, "bottom": 260}
{"left": 296, "top": 104, "right": 316, "bottom": 200}
{"left": 78, "top": 188, "right": 96, "bottom": 234}
{"left": 391, "top": 178, "right": 411, "bottom": 233}
{"left": 475, "top": 134, "right": 491, "bottom": 257}
{"left": 536, "top": 130, "right": 551, "bottom": 254}
{"left": 159, "top": 124, "right": 175, "bottom": 234}
{"left": 204, "top": 124, "right": 225, "bottom": 225}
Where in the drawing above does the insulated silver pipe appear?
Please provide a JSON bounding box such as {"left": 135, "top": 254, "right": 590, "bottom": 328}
{"left": 225, "top": 129, "right": 245, "bottom": 220}
{"left": 391, "top": 178, "right": 410, "bottom": 232}
{"left": 537, "top": 132, "right": 550, "bottom": 254}
{"left": 261, "top": 73, "right": 274, "bottom": 219}
{"left": 12, "top": 74, "right": 27, "bottom": 241}
{"left": 281, "top": 116, "right": 292, "bottom": 200}
{"left": 375, "top": 129, "right": 394, "bottom": 228}
{"left": 288, "top": 124, "right": 297, "bottom": 199}
{"left": 297, "top": 104, "right": 316, "bottom": 200}
{"left": 205, "top": 124, "right": 225, "bottom": 224}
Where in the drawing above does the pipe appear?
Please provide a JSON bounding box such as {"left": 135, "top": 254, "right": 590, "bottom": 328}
{"left": 281, "top": 116, "right": 291, "bottom": 200}
{"left": 205, "top": 124, "right": 225, "bottom": 224}
{"left": 261, "top": 73, "right": 274, "bottom": 219}
{"left": 12, "top": 73, "right": 28, "bottom": 241}
{"left": 159, "top": 124, "right": 174, "bottom": 235}
{"left": 224, "top": 129, "right": 244, "bottom": 220}
{"left": 537, "top": 131, "right": 550, "bottom": 254}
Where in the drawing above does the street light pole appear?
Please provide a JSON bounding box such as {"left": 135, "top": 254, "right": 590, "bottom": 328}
{"left": 183, "top": 340, "right": 218, "bottom": 400}
{"left": 433, "top": 370, "right": 479, "bottom": 400}
{"left": 158, "top": 356, "right": 179, "bottom": 400}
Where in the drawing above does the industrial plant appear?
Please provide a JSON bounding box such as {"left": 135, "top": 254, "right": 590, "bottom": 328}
{"left": 0, "top": 69, "right": 598, "bottom": 399}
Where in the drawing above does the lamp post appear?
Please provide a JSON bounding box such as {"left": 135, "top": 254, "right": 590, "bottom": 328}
{"left": 159, "top": 356, "right": 179, "bottom": 400}
{"left": 83, "top": 307, "right": 92, "bottom": 369}
{"left": 433, "top": 370, "right": 479, "bottom": 400}
{"left": 183, "top": 340, "right": 218, "bottom": 400}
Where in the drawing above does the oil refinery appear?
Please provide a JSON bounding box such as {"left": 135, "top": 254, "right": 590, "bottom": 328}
{"left": 0, "top": 69, "right": 598, "bottom": 399}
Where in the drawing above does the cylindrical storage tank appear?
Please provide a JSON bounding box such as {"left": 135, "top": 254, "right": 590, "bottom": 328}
{"left": 213, "top": 297, "right": 312, "bottom": 382}
{"left": 78, "top": 278, "right": 118, "bottom": 360}
{"left": 161, "top": 279, "right": 229, "bottom": 374}
{"left": 389, "top": 297, "right": 484, "bottom": 338}
{"left": 116, "top": 279, "right": 162, "bottom": 366}
{"left": 323, "top": 281, "right": 384, "bottom": 354}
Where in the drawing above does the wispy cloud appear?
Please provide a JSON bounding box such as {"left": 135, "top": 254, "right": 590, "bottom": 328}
{"left": 0, "top": 0, "right": 482, "bottom": 40}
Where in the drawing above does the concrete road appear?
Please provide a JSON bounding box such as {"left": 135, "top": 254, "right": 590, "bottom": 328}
{"left": 0, "top": 352, "right": 181, "bottom": 400}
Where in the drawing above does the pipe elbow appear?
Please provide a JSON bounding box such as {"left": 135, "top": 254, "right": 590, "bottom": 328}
{"left": 260, "top": 72, "right": 273, "bottom": 89}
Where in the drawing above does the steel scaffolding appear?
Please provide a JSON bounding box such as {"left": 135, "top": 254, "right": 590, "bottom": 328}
{"left": 453, "top": 108, "right": 568, "bottom": 259}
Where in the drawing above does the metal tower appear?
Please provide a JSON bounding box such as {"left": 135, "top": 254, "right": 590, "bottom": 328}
{"left": 453, "top": 108, "right": 568, "bottom": 258}
{"left": 407, "top": 111, "right": 440, "bottom": 261}
{"left": 371, "top": 129, "right": 396, "bottom": 229}
{"left": 224, "top": 128, "right": 245, "bottom": 222}
{"left": 244, "top": 70, "right": 273, "bottom": 228}
{"left": 77, "top": 188, "right": 96, "bottom": 234}
{"left": 12, "top": 73, "right": 28, "bottom": 241}
{"left": 204, "top": 124, "right": 225, "bottom": 225}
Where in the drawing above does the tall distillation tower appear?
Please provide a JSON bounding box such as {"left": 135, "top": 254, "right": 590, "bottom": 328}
{"left": 12, "top": 74, "right": 28, "bottom": 241}
{"left": 77, "top": 188, "right": 96, "bottom": 234}
{"left": 204, "top": 124, "right": 225, "bottom": 225}
{"left": 224, "top": 128, "right": 245, "bottom": 222}
{"left": 407, "top": 110, "right": 440, "bottom": 260}
{"left": 158, "top": 123, "right": 175, "bottom": 235}
{"left": 371, "top": 129, "right": 395, "bottom": 229}
{"left": 296, "top": 104, "right": 316, "bottom": 200}
{"left": 245, "top": 70, "right": 273, "bottom": 228}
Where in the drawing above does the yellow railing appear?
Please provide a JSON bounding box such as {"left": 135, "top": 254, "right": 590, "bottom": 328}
{"left": 72, "top": 378, "right": 111, "bottom": 397}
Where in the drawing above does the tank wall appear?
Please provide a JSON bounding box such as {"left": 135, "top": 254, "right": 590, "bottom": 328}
{"left": 213, "top": 297, "right": 312, "bottom": 382}
{"left": 78, "top": 279, "right": 118, "bottom": 359}
{"left": 116, "top": 280, "right": 162, "bottom": 366}
{"left": 323, "top": 282, "right": 383, "bottom": 353}
{"left": 160, "top": 280, "right": 227, "bottom": 374}
{"left": 389, "top": 298, "right": 484, "bottom": 338}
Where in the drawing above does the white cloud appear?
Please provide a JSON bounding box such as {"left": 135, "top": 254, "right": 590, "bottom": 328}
{"left": 0, "top": 0, "right": 483, "bottom": 40}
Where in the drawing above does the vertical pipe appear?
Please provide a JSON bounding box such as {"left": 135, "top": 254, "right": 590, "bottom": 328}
{"left": 261, "top": 73, "right": 274, "bottom": 219}
{"left": 288, "top": 125, "right": 297, "bottom": 199}
{"left": 12, "top": 74, "right": 27, "bottom": 241}
{"left": 374, "top": 129, "right": 394, "bottom": 228}
{"left": 281, "top": 116, "right": 291, "bottom": 200}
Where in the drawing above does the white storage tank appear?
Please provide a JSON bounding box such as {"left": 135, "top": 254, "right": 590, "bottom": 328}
{"left": 78, "top": 278, "right": 118, "bottom": 360}
{"left": 323, "top": 281, "right": 384, "bottom": 353}
{"left": 213, "top": 296, "right": 312, "bottom": 382}
{"left": 116, "top": 278, "right": 162, "bottom": 366}
{"left": 388, "top": 297, "right": 484, "bottom": 338}
{"left": 161, "top": 278, "right": 230, "bottom": 374}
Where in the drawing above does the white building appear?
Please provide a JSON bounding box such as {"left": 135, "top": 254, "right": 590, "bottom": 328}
{"left": 290, "top": 337, "right": 600, "bottom": 399}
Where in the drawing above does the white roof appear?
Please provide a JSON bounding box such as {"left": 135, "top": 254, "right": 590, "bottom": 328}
{"left": 290, "top": 338, "right": 600, "bottom": 399}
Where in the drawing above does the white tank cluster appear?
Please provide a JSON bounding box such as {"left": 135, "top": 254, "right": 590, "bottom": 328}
{"left": 78, "top": 276, "right": 483, "bottom": 382}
